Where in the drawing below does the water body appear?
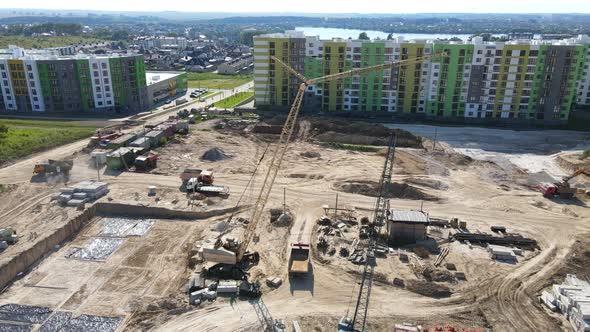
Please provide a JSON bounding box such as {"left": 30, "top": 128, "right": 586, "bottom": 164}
{"left": 295, "top": 26, "right": 501, "bottom": 41}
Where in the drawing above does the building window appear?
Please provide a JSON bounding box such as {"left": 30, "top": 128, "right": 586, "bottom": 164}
{"left": 101, "top": 63, "right": 107, "bottom": 69}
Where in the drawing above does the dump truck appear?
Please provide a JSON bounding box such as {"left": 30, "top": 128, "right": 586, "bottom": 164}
{"left": 180, "top": 168, "right": 214, "bottom": 186}
{"left": 33, "top": 159, "right": 73, "bottom": 176}
{"left": 134, "top": 153, "right": 158, "bottom": 171}
{"left": 288, "top": 242, "right": 310, "bottom": 277}
{"left": 186, "top": 178, "right": 229, "bottom": 196}
{"left": 0, "top": 227, "right": 18, "bottom": 245}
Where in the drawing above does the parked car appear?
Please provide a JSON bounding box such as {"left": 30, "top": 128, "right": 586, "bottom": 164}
{"left": 164, "top": 99, "right": 172, "bottom": 104}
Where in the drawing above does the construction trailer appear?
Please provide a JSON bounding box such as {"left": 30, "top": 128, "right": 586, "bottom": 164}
{"left": 129, "top": 137, "right": 151, "bottom": 149}
{"left": 106, "top": 133, "right": 137, "bottom": 150}
{"left": 144, "top": 130, "right": 166, "bottom": 147}
{"left": 106, "top": 147, "right": 136, "bottom": 170}
{"left": 386, "top": 210, "right": 429, "bottom": 244}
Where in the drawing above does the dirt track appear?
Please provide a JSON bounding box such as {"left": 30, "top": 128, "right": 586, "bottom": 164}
{"left": 0, "top": 116, "right": 588, "bottom": 331}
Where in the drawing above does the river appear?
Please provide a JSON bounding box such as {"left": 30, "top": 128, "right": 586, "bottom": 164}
{"left": 295, "top": 26, "right": 503, "bottom": 41}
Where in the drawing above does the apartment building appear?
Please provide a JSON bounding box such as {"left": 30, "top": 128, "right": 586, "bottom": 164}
{"left": 254, "top": 31, "right": 590, "bottom": 124}
{"left": 0, "top": 46, "right": 149, "bottom": 114}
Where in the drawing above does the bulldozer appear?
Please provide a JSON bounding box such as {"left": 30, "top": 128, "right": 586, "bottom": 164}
{"left": 33, "top": 159, "right": 73, "bottom": 177}
{"left": 539, "top": 168, "right": 589, "bottom": 199}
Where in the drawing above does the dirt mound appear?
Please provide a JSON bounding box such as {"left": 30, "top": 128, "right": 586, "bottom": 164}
{"left": 406, "top": 280, "right": 452, "bottom": 298}
{"left": 334, "top": 180, "right": 439, "bottom": 201}
{"left": 405, "top": 178, "right": 449, "bottom": 190}
{"left": 201, "top": 148, "right": 231, "bottom": 161}
{"left": 307, "top": 118, "right": 423, "bottom": 148}
{"left": 423, "top": 267, "right": 455, "bottom": 282}
{"left": 300, "top": 151, "right": 321, "bottom": 158}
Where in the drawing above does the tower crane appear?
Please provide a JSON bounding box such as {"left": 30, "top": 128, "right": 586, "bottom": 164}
{"left": 233, "top": 51, "right": 447, "bottom": 266}
{"left": 338, "top": 131, "right": 396, "bottom": 332}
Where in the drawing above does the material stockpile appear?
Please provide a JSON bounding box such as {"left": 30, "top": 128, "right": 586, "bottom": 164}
{"left": 201, "top": 148, "right": 232, "bottom": 161}
{"left": 56, "top": 181, "right": 109, "bottom": 207}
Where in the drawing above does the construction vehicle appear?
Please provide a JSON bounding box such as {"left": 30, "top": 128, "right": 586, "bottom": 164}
{"left": 288, "top": 242, "right": 310, "bottom": 277}
{"left": 134, "top": 153, "right": 158, "bottom": 172}
{"left": 180, "top": 168, "right": 214, "bottom": 186}
{"left": 226, "top": 51, "right": 445, "bottom": 269}
{"left": 538, "top": 168, "right": 589, "bottom": 199}
{"left": 33, "top": 159, "right": 73, "bottom": 177}
{"left": 180, "top": 168, "right": 229, "bottom": 195}
{"left": 186, "top": 179, "right": 230, "bottom": 196}
{"left": 339, "top": 132, "right": 398, "bottom": 332}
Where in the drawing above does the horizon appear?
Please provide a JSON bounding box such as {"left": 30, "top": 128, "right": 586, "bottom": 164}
{"left": 1, "top": 0, "right": 590, "bottom": 15}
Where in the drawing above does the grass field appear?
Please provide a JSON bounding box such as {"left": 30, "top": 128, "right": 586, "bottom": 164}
{"left": 0, "top": 36, "right": 104, "bottom": 49}
{"left": 187, "top": 73, "right": 253, "bottom": 90}
{"left": 0, "top": 119, "right": 97, "bottom": 164}
{"left": 213, "top": 92, "right": 254, "bottom": 108}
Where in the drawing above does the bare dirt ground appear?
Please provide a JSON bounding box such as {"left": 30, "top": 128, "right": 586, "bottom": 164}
{"left": 0, "top": 116, "right": 589, "bottom": 331}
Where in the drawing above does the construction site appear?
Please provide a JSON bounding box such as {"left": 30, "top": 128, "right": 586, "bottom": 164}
{"left": 0, "top": 53, "right": 589, "bottom": 332}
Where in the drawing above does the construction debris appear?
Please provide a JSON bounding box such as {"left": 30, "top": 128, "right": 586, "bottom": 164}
{"left": 452, "top": 232, "right": 537, "bottom": 248}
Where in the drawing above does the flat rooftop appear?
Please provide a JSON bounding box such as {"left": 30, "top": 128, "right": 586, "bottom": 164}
{"left": 388, "top": 210, "right": 429, "bottom": 224}
{"left": 146, "top": 71, "right": 183, "bottom": 86}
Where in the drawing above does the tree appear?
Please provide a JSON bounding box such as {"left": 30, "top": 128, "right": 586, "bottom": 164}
{"left": 387, "top": 33, "right": 394, "bottom": 40}
{"left": 449, "top": 37, "right": 462, "bottom": 42}
{"left": 358, "top": 32, "right": 370, "bottom": 40}
{"left": 111, "top": 30, "right": 130, "bottom": 41}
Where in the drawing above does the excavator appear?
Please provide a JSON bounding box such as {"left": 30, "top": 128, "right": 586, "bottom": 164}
{"left": 538, "top": 168, "right": 589, "bottom": 199}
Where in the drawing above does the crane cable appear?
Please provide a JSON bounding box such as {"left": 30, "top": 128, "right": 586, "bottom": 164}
{"left": 222, "top": 142, "right": 271, "bottom": 233}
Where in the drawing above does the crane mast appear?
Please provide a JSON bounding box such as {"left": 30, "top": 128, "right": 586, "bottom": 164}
{"left": 235, "top": 51, "right": 446, "bottom": 265}
{"left": 349, "top": 132, "right": 396, "bottom": 331}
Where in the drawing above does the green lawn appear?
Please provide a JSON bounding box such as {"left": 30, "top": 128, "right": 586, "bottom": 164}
{"left": 187, "top": 73, "right": 253, "bottom": 90}
{"left": 0, "top": 119, "right": 97, "bottom": 164}
{"left": 213, "top": 92, "right": 254, "bottom": 108}
{"left": 0, "top": 36, "right": 104, "bottom": 49}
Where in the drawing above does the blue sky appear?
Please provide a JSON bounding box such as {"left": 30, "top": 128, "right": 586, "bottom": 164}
{"left": 2, "top": 0, "right": 589, "bottom": 13}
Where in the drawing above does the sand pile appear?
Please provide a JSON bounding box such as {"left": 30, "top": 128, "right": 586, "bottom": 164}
{"left": 201, "top": 148, "right": 231, "bottom": 161}
{"left": 334, "top": 180, "right": 439, "bottom": 201}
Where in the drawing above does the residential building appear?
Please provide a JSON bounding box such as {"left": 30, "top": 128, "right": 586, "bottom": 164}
{"left": 0, "top": 45, "right": 149, "bottom": 114}
{"left": 254, "top": 31, "right": 590, "bottom": 125}
{"left": 218, "top": 54, "right": 253, "bottom": 75}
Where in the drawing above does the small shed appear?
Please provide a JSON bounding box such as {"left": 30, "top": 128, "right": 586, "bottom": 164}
{"left": 386, "top": 210, "right": 429, "bottom": 244}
